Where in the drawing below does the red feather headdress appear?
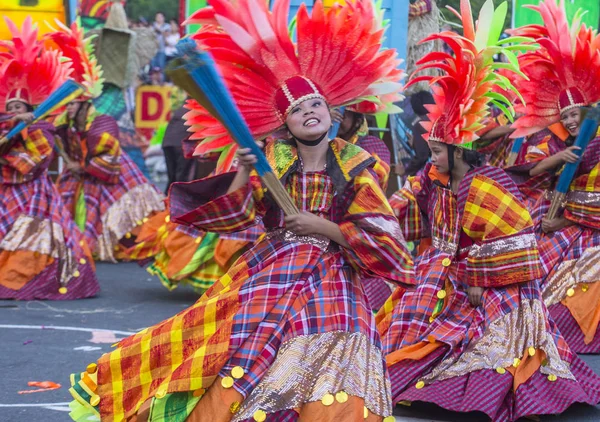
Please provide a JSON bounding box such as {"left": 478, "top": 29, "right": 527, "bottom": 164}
{"left": 511, "top": 0, "right": 600, "bottom": 138}
{"left": 405, "top": 0, "right": 531, "bottom": 148}
{"left": 44, "top": 21, "right": 104, "bottom": 101}
{"left": 0, "top": 17, "right": 71, "bottom": 112}
{"left": 183, "top": 0, "right": 403, "bottom": 172}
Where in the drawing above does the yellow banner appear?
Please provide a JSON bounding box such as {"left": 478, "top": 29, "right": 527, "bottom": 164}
{"left": 135, "top": 86, "right": 173, "bottom": 130}
{"left": 0, "top": 0, "right": 67, "bottom": 40}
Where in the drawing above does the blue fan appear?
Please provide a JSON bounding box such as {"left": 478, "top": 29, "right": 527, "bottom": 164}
{"left": 547, "top": 105, "right": 600, "bottom": 219}
{"left": 167, "top": 39, "right": 298, "bottom": 215}
{"left": 0, "top": 80, "right": 84, "bottom": 145}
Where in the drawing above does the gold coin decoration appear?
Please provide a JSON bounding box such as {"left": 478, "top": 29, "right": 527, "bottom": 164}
{"left": 437, "top": 290, "right": 447, "bottom": 299}
{"left": 59, "top": 287, "right": 68, "bottom": 294}
{"left": 567, "top": 288, "right": 575, "bottom": 297}
{"left": 73, "top": 270, "right": 81, "bottom": 277}
{"left": 442, "top": 257, "right": 451, "bottom": 267}
{"left": 547, "top": 374, "right": 557, "bottom": 382}
{"left": 363, "top": 406, "right": 369, "bottom": 419}
{"left": 415, "top": 380, "right": 425, "bottom": 389}
{"left": 335, "top": 391, "right": 349, "bottom": 403}
{"left": 165, "top": 215, "right": 170, "bottom": 223}
{"left": 384, "top": 417, "right": 396, "bottom": 422}
{"left": 582, "top": 284, "right": 589, "bottom": 292}
{"left": 221, "top": 376, "right": 234, "bottom": 389}
{"left": 528, "top": 347, "right": 536, "bottom": 357}
{"left": 125, "top": 232, "right": 132, "bottom": 239}
{"left": 231, "top": 366, "right": 245, "bottom": 379}
{"left": 496, "top": 367, "right": 506, "bottom": 374}
{"left": 253, "top": 409, "right": 267, "bottom": 422}
{"left": 513, "top": 358, "right": 521, "bottom": 368}
{"left": 321, "top": 393, "right": 335, "bottom": 406}
{"left": 79, "top": 258, "right": 87, "bottom": 265}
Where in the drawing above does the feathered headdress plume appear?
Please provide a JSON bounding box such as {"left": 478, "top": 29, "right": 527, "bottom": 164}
{"left": 510, "top": 0, "right": 600, "bottom": 138}
{"left": 44, "top": 20, "right": 104, "bottom": 100}
{"left": 0, "top": 17, "right": 71, "bottom": 111}
{"left": 405, "top": 0, "right": 535, "bottom": 148}
{"left": 182, "top": 0, "right": 404, "bottom": 172}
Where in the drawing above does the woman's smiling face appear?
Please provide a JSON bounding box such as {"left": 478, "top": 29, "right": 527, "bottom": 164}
{"left": 560, "top": 107, "right": 582, "bottom": 137}
{"left": 286, "top": 98, "right": 331, "bottom": 141}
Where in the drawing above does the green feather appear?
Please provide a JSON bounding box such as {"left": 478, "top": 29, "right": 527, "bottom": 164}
{"left": 487, "top": 1, "right": 508, "bottom": 46}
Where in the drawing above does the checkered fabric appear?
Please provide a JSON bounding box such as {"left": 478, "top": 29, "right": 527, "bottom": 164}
{"left": 392, "top": 356, "right": 600, "bottom": 422}
{"left": 72, "top": 144, "right": 412, "bottom": 421}
{"left": 564, "top": 136, "right": 600, "bottom": 228}
{"left": 409, "top": 0, "right": 431, "bottom": 18}
{"left": 0, "top": 139, "right": 99, "bottom": 299}
{"left": 537, "top": 220, "right": 600, "bottom": 352}
{"left": 375, "top": 163, "right": 588, "bottom": 420}
{"left": 56, "top": 115, "right": 164, "bottom": 257}
{"left": 0, "top": 122, "right": 54, "bottom": 184}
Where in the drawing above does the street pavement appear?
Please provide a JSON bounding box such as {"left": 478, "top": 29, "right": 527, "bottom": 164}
{"left": 1, "top": 262, "right": 600, "bottom": 422}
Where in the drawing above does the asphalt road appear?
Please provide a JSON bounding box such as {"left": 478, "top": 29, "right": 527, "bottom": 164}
{"left": 1, "top": 262, "right": 600, "bottom": 422}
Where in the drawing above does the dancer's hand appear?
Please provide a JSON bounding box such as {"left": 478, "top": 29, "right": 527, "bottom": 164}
{"left": 330, "top": 109, "right": 344, "bottom": 124}
{"left": 553, "top": 146, "right": 580, "bottom": 164}
{"left": 235, "top": 141, "right": 264, "bottom": 173}
{"left": 284, "top": 211, "right": 324, "bottom": 236}
{"left": 65, "top": 161, "right": 83, "bottom": 174}
{"left": 12, "top": 113, "right": 34, "bottom": 124}
{"left": 467, "top": 286, "right": 484, "bottom": 307}
{"left": 541, "top": 216, "right": 571, "bottom": 233}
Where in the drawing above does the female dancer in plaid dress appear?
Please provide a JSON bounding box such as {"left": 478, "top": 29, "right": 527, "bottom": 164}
{"left": 67, "top": 1, "right": 413, "bottom": 421}
{"left": 45, "top": 22, "right": 165, "bottom": 262}
{"left": 508, "top": 0, "right": 600, "bottom": 353}
{"left": 377, "top": 1, "right": 600, "bottom": 420}
{"left": 0, "top": 18, "right": 99, "bottom": 300}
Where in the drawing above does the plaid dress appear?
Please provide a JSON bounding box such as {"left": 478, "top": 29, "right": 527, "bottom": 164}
{"left": 68, "top": 138, "right": 414, "bottom": 422}
{"left": 537, "top": 135, "right": 600, "bottom": 353}
{"left": 0, "top": 120, "right": 99, "bottom": 300}
{"left": 125, "top": 206, "right": 264, "bottom": 294}
{"left": 377, "top": 163, "right": 600, "bottom": 422}
{"left": 55, "top": 111, "right": 165, "bottom": 262}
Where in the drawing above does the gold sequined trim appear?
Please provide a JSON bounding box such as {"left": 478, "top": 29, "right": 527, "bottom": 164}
{"left": 432, "top": 236, "right": 458, "bottom": 255}
{"left": 265, "top": 228, "right": 330, "bottom": 251}
{"left": 96, "top": 183, "right": 165, "bottom": 262}
{"left": 542, "top": 245, "right": 600, "bottom": 307}
{"left": 232, "top": 331, "right": 392, "bottom": 422}
{"left": 468, "top": 233, "right": 537, "bottom": 258}
{"left": 421, "top": 299, "right": 575, "bottom": 383}
{"left": 0, "top": 215, "right": 78, "bottom": 286}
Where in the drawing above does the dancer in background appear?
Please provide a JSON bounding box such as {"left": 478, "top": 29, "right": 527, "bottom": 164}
{"left": 46, "top": 22, "right": 165, "bottom": 262}
{"left": 67, "top": 1, "right": 412, "bottom": 421}
{"left": 510, "top": 0, "right": 600, "bottom": 353}
{"left": 0, "top": 17, "right": 99, "bottom": 300}
{"left": 377, "top": 1, "right": 600, "bottom": 420}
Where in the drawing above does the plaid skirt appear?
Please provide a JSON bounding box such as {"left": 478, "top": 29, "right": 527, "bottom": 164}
{"left": 0, "top": 175, "right": 99, "bottom": 300}
{"left": 377, "top": 247, "right": 600, "bottom": 422}
{"left": 68, "top": 236, "right": 393, "bottom": 422}
{"left": 57, "top": 152, "right": 165, "bottom": 262}
{"left": 538, "top": 222, "right": 600, "bottom": 353}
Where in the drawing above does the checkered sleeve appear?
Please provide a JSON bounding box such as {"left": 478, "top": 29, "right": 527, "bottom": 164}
{"left": 85, "top": 116, "right": 122, "bottom": 184}
{"left": 339, "top": 168, "right": 414, "bottom": 286}
{"left": 1, "top": 123, "right": 54, "bottom": 179}
{"left": 564, "top": 151, "right": 600, "bottom": 229}
{"left": 169, "top": 172, "right": 266, "bottom": 233}
{"left": 462, "top": 168, "right": 543, "bottom": 288}
{"left": 389, "top": 175, "right": 429, "bottom": 242}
